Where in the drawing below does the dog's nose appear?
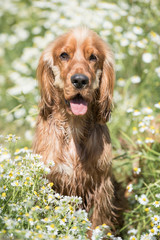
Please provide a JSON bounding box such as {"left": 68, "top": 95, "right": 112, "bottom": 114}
{"left": 71, "top": 74, "right": 89, "bottom": 89}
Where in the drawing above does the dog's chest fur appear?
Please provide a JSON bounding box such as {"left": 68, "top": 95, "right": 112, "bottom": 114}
{"left": 33, "top": 115, "right": 112, "bottom": 200}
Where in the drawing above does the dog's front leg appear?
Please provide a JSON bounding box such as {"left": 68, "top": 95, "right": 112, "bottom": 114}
{"left": 90, "top": 176, "right": 116, "bottom": 230}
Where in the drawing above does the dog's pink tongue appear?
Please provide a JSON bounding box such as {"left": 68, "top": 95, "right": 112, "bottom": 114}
{"left": 70, "top": 98, "right": 88, "bottom": 115}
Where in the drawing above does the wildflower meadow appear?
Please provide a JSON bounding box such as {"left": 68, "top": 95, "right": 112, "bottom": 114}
{"left": 0, "top": 0, "right": 160, "bottom": 239}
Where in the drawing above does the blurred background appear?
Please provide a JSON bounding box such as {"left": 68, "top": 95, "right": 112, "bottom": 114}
{"left": 0, "top": 0, "right": 160, "bottom": 150}
{"left": 1, "top": 1, "right": 160, "bottom": 238}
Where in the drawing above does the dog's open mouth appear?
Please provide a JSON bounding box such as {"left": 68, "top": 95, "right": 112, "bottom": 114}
{"left": 67, "top": 94, "right": 88, "bottom": 116}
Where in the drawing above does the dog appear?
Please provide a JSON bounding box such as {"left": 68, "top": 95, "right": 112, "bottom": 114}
{"left": 33, "top": 27, "right": 123, "bottom": 231}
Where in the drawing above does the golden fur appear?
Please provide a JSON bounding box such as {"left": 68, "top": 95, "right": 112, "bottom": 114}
{"left": 33, "top": 27, "right": 122, "bottom": 230}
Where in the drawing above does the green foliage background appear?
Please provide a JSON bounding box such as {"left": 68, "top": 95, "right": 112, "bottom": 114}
{"left": 0, "top": 0, "right": 160, "bottom": 239}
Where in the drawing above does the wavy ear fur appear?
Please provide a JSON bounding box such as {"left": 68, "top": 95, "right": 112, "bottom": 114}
{"left": 37, "top": 53, "right": 55, "bottom": 119}
{"left": 97, "top": 46, "right": 115, "bottom": 124}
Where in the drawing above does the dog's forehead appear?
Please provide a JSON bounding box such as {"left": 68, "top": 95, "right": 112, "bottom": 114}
{"left": 70, "top": 28, "right": 106, "bottom": 55}
{"left": 72, "top": 27, "right": 91, "bottom": 45}
{"left": 71, "top": 28, "right": 101, "bottom": 49}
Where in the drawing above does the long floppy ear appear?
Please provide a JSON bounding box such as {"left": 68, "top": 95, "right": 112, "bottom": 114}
{"left": 97, "top": 46, "right": 115, "bottom": 124}
{"left": 37, "top": 50, "right": 56, "bottom": 119}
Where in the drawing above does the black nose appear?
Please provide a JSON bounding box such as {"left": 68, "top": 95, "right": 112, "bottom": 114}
{"left": 71, "top": 74, "right": 89, "bottom": 89}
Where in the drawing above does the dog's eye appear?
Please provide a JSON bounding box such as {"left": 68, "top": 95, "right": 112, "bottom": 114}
{"left": 89, "top": 54, "right": 97, "bottom": 62}
{"left": 60, "top": 52, "right": 69, "bottom": 61}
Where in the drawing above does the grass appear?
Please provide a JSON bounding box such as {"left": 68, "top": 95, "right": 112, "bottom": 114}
{"left": 0, "top": 0, "right": 160, "bottom": 239}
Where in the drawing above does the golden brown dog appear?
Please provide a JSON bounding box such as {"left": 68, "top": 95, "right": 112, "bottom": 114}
{"left": 33, "top": 27, "right": 122, "bottom": 230}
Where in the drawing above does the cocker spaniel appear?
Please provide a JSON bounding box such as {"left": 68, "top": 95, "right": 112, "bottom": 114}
{"left": 33, "top": 27, "right": 123, "bottom": 231}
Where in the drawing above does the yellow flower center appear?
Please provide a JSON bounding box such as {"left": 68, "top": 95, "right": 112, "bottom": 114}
{"left": 37, "top": 234, "right": 43, "bottom": 239}
{"left": 150, "top": 222, "right": 154, "bottom": 227}
{"left": 45, "top": 206, "right": 50, "bottom": 210}
{"left": 151, "top": 31, "right": 156, "bottom": 37}
{"left": 49, "top": 182, "right": 54, "bottom": 187}
{"left": 50, "top": 224, "right": 55, "bottom": 229}
{"left": 2, "top": 193, "right": 6, "bottom": 197}
{"left": 72, "top": 226, "right": 77, "bottom": 230}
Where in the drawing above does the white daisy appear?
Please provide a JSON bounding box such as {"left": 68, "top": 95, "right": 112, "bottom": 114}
{"left": 149, "top": 227, "right": 158, "bottom": 236}
{"left": 138, "top": 121, "right": 145, "bottom": 127}
{"left": 142, "top": 53, "right": 153, "bottom": 63}
{"left": 131, "top": 75, "right": 141, "bottom": 84}
{"left": 127, "top": 108, "right": 134, "bottom": 113}
{"left": 138, "top": 194, "right": 149, "bottom": 205}
{"left": 133, "top": 110, "right": 141, "bottom": 116}
{"left": 120, "top": 38, "right": 130, "bottom": 47}
{"left": 133, "top": 167, "right": 141, "bottom": 175}
{"left": 145, "top": 138, "right": 154, "bottom": 144}
{"left": 155, "top": 67, "right": 160, "bottom": 78}
{"left": 150, "top": 31, "right": 160, "bottom": 45}
{"left": 139, "top": 125, "right": 148, "bottom": 133}
{"left": 129, "top": 236, "right": 137, "bottom": 240}
{"left": 137, "top": 39, "right": 148, "bottom": 48}
{"left": 136, "top": 139, "right": 143, "bottom": 145}
{"left": 133, "top": 26, "right": 143, "bottom": 35}
{"left": 153, "top": 201, "right": 160, "bottom": 208}
{"left": 142, "top": 107, "right": 153, "bottom": 115}
{"left": 149, "top": 126, "right": 155, "bottom": 134}
{"left": 117, "top": 78, "right": 126, "bottom": 87}
{"left": 140, "top": 234, "right": 156, "bottom": 240}
{"left": 143, "top": 115, "right": 154, "bottom": 121}
{"left": 132, "top": 127, "right": 138, "bottom": 135}
{"left": 127, "top": 184, "right": 133, "bottom": 193}
{"left": 155, "top": 194, "right": 160, "bottom": 198}
{"left": 128, "top": 228, "right": 138, "bottom": 235}
{"left": 154, "top": 102, "right": 160, "bottom": 109}
{"left": 151, "top": 215, "right": 160, "bottom": 225}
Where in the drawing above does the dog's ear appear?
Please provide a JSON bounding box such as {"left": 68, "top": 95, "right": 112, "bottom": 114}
{"left": 37, "top": 52, "right": 56, "bottom": 119}
{"left": 97, "top": 46, "right": 115, "bottom": 124}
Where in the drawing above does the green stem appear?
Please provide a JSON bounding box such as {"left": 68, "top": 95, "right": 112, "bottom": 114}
{"left": 143, "top": 143, "right": 160, "bottom": 156}
{"left": 120, "top": 131, "right": 137, "bottom": 148}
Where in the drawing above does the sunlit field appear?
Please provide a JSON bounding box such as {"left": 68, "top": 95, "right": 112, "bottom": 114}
{"left": 0, "top": 0, "right": 160, "bottom": 239}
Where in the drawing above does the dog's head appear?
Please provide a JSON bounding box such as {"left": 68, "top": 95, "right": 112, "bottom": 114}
{"left": 37, "top": 27, "right": 115, "bottom": 123}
